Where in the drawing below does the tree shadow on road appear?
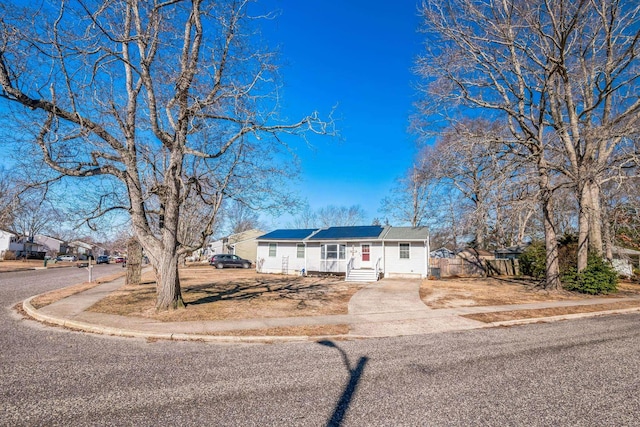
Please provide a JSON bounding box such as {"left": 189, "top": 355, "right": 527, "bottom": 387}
{"left": 317, "top": 340, "right": 368, "bottom": 427}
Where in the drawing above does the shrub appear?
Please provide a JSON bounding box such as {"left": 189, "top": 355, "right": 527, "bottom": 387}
{"left": 519, "top": 241, "right": 546, "bottom": 279}
{"left": 562, "top": 253, "right": 618, "bottom": 295}
{"left": 3, "top": 251, "right": 16, "bottom": 260}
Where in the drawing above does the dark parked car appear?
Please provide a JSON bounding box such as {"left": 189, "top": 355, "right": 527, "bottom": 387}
{"left": 209, "top": 254, "right": 252, "bottom": 269}
{"left": 96, "top": 255, "right": 110, "bottom": 264}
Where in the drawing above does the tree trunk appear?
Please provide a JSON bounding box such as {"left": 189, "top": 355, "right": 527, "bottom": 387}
{"left": 602, "top": 209, "right": 614, "bottom": 262}
{"left": 578, "top": 179, "right": 604, "bottom": 271}
{"left": 125, "top": 238, "right": 143, "bottom": 286}
{"left": 577, "top": 181, "right": 591, "bottom": 272}
{"left": 538, "top": 162, "right": 561, "bottom": 290}
{"left": 155, "top": 248, "right": 184, "bottom": 310}
{"left": 542, "top": 192, "right": 561, "bottom": 290}
{"left": 588, "top": 180, "right": 603, "bottom": 256}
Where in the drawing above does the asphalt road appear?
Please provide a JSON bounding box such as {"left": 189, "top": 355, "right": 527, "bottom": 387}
{"left": 1, "top": 267, "right": 640, "bottom": 426}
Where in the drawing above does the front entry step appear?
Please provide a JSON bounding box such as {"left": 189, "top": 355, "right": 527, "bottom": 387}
{"left": 346, "top": 268, "right": 378, "bottom": 282}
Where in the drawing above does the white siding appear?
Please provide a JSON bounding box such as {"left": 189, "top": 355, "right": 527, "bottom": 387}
{"left": 383, "top": 242, "right": 428, "bottom": 278}
{"left": 306, "top": 243, "right": 322, "bottom": 272}
{"left": 0, "top": 230, "right": 14, "bottom": 252}
{"left": 256, "top": 242, "right": 306, "bottom": 274}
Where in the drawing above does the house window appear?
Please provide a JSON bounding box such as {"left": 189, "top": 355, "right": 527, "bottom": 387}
{"left": 321, "top": 244, "right": 346, "bottom": 260}
{"left": 268, "top": 243, "right": 277, "bottom": 257}
{"left": 399, "top": 243, "right": 410, "bottom": 259}
{"left": 296, "top": 244, "right": 305, "bottom": 259}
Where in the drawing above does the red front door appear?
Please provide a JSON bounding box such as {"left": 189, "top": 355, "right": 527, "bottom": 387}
{"left": 362, "top": 244, "right": 370, "bottom": 262}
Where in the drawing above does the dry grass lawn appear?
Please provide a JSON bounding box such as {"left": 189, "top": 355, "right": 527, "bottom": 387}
{"left": 464, "top": 300, "right": 640, "bottom": 323}
{"left": 87, "top": 266, "right": 366, "bottom": 323}
{"left": 0, "top": 259, "right": 75, "bottom": 272}
{"left": 422, "top": 276, "right": 640, "bottom": 322}
{"left": 29, "top": 271, "right": 128, "bottom": 309}
{"left": 420, "top": 276, "right": 634, "bottom": 308}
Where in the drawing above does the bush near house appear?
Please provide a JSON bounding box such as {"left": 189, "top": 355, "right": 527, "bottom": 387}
{"left": 562, "top": 253, "right": 618, "bottom": 295}
{"left": 3, "top": 251, "right": 17, "bottom": 261}
{"left": 520, "top": 237, "right": 618, "bottom": 295}
{"left": 519, "top": 241, "right": 546, "bottom": 279}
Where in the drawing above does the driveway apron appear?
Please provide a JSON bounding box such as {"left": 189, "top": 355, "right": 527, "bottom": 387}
{"left": 347, "top": 279, "right": 483, "bottom": 337}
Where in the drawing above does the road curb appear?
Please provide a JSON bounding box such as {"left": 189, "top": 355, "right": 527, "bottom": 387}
{"left": 21, "top": 291, "right": 640, "bottom": 344}
{"left": 21, "top": 296, "right": 357, "bottom": 344}
{"left": 485, "top": 306, "right": 640, "bottom": 328}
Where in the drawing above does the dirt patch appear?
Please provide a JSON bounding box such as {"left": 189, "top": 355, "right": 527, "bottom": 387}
{"left": 464, "top": 300, "right": 640, "bottom": 323}
{"left": 87, "top": 267, "right": 366, "bottom": 322}
{"left": 419, "top": 277, "right": 640, "bottom": 308}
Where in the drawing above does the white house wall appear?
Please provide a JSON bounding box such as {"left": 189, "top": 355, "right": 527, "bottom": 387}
{"left": 383, "top": 242, "right": 428, "bottom": 278}
{"left": 305, "top": 243, "right": 322, "bottom": 272}
{"left": 0, "top": 230, "right": 14, "bottom": 252}
{"left": 256, "top": 242, "right": 306, "bottom": 274}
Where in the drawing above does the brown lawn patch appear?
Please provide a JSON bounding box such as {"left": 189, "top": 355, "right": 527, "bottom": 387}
{"left": 0, "top": 259, "right": 81, "bottom": 272}
{"left": 463, "top": 300, "right": 640, "bottom": 323}
{"left": 29, "top": 271, "right": 127, "bottom": 309}
{"left": 419, "top": 277, "right": 639, "bottom": 308}
{"left": 87, "top": 268, "right": 365, "bottom": 322}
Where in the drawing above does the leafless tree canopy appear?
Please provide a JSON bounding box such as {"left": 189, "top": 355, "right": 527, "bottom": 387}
{"left": 414, "top": 0, "right": 640, "bottom": 288}
{"left": 0, "top": 0, "right": 333, "bottom": 309}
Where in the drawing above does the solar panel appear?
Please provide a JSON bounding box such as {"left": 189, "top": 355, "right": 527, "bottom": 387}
{"left": 257, "top": 229, "right": 318, "bottom": 240}
{"left": 309, "top": 226, "right": 384, "bottom": 240}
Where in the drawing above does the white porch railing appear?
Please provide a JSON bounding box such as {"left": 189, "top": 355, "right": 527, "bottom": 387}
{"left": 346, "top": 257, "right": 354, "bottom": 279}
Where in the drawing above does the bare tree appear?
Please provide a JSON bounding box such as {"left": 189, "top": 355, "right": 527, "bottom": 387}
{"left": 317, "top": 205, "right": 367, "bottom": 227}
{"left": 0, "top": 168, "right": 17, "bottom": 230}
{"left": 287, "top": 203, "right": 319, "bottom": 229}
{"left": 223, "top": 199, "right": 263, "bottom": 234}
{"left": 10, "top": 195, "right": 58, "bottom": 239}
{"left": 380, "top": 159, "right": 435, "bottom": 228}
{"left": 416, "top": 0, "right": 640, "bottom": 288}
{"left": 0, "top": 1, "right": 333, "bottom": 309}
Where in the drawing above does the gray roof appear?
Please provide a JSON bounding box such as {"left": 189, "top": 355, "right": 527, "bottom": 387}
{"left": 381, "top": 226, "right": 429, "bottom": 241}
{"left": 495, "top": 244, "right": 529, "bottom": 254}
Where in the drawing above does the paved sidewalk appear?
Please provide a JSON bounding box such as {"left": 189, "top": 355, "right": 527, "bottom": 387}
{"left": 23, "top": 277, "right": 640, "bottom": 343}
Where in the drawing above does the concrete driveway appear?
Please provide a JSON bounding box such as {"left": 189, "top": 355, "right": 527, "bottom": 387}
{"left": 348, "top": 279, "right": 483, "bottom": 336}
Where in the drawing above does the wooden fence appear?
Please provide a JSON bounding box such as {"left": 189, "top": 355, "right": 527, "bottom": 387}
{"left": 429, "top": 258, "right": 520, "bottom": 278}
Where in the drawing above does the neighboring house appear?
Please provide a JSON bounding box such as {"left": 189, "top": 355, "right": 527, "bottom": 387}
{"left": 256, "top": 225, "right": 430, "bottom": 281}
{"left": 206, "top": 229, "right": 264, "bottom": 262}
{"left": 0, "top": 228, "right": 18, "bottom": 259}
{"left": 2, "top": 233, "right": 48, "bottom": 259}
{"left": 456, "top": 248, "right": 495, "bottom": 261}
{"left": 68, "top": 240, "right": 94, "bottom": 259}
{"left": 34, "top": 234, "right": 70, "bottom": 256}
{"left": 205, "top": 238, "right": 226, "bottom": 258}
{"left": 611, "top": 246, "right": 640, "bottom": 277}
{"left": 92, "top": 245, "right": 108, "bottom": 257}
{"left": 226, "top": 229, "right": 264, "bottom": 263}
{"left": 495, "top": 244, "right": 530, "bottom": 260}
{"left": 430, "top": 247, "right": 455, "bottom": 259}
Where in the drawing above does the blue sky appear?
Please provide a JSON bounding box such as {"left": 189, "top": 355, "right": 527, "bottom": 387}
{"left": 0, "top": 1, "right": 426, "bottom": 235}
{"left": 258, "top": 1, "right": 424, "bottom": 227}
